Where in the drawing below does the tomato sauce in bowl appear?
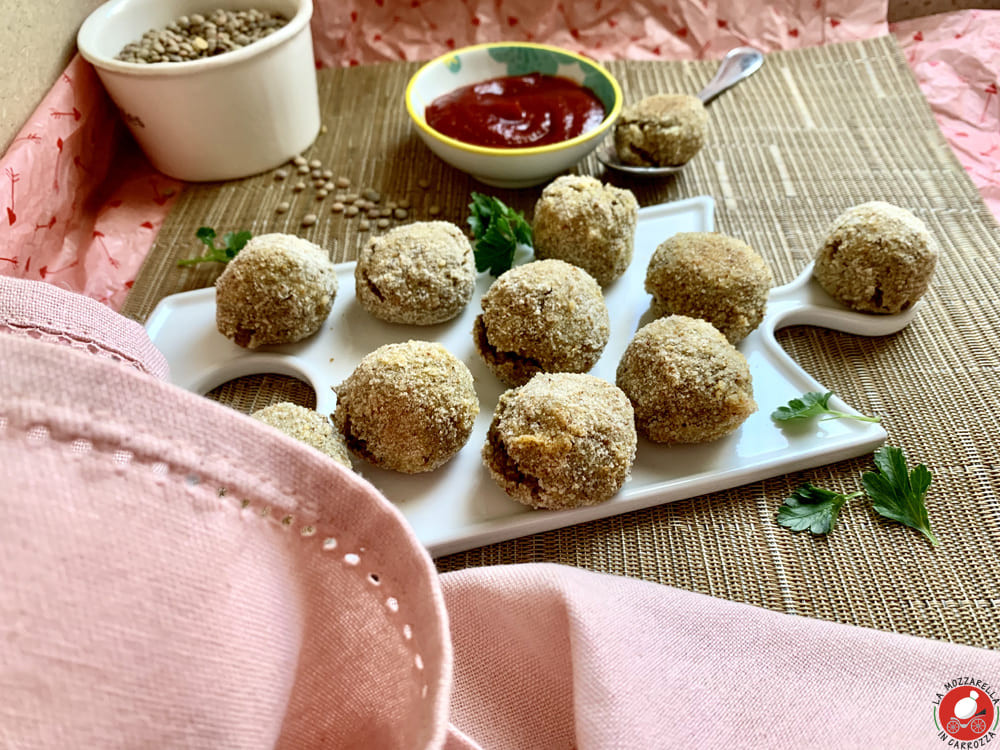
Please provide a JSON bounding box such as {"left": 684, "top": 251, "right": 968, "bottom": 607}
{"left": 425, "top": 73, "right": 606, "bottom": 149}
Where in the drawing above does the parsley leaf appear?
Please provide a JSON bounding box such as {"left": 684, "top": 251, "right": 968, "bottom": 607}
{"left": 777, "top": 483, "right": 862, "bottom": 535}
{"left": 467, "top": 192, "right": 533, "bottom": 276}
{"left": 177, "top": 226, "right": 252, "bottom": 266}
{"left": 862, "top": 445, "right": 938, "bottom": 546}
{"left": 771, "top": 391, "right": 880, "bottom": 423}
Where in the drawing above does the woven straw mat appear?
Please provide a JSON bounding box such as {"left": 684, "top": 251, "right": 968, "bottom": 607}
{"left": 122, "top": 36, "right": 1000, "bottom": 650}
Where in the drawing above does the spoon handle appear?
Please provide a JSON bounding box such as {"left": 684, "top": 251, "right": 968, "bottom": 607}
{"left": 697, "top": 47, "right": 764, "bottom": 105}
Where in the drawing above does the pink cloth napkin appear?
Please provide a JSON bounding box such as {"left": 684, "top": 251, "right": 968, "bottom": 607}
{"left": 0, "top": 274, "right": 168, "bottom": 378}
{"left": 3, "top": 277, "right": 999, "bottom": 749}
{"left": 0, "top": 55, "right": 182, "bottom": 308}
{"left": 312, "top": 0, "right": 888, "bottom": 69}
{"left": 891, "top": 10, "right": 1000, "bottom": 218}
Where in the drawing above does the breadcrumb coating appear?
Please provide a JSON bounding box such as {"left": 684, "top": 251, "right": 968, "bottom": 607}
{"left": 616, "top": 315, "right": 756, "bottom": 444}
{"left": 532, "top": 175, "right": 639, "bottom": 286}
{"left": 482, "top": 373, "right": 637, "bottom": 510}
{"left": 333, "top": 340, "right": 479, "bottom": 474}
{"left": 251, "top": 402, "right": 352, "bottom": 469}
{"left": 613, "top": 94, "right": 708, "bottom": 167}
{"left": 355, "top": 221, "right": 475, "bottom": 325}
{"left": 215, "top": 233, "right": 337, "bottom": 349}
{"left": 474, "top": 259, "right": 611, "bottom": 387}
{"left": 645, "top": 232, "right": 773, "bottom": 344}
{"left": 813, "top": 201, "right": 938, "bottom": 314}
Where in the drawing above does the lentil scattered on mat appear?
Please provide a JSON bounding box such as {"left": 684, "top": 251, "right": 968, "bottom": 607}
{"left": 270, "top": 149, "right": 429, "bottom": 228}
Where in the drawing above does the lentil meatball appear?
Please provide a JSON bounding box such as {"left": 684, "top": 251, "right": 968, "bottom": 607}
{"left": 613, "top": 94, "right": 708, "bottom": 167}
{"left": 813, "top": 201, "right": 938, "bottom": 314}
{"left": 333, "top": 340, "right": 479, "bottom": 474}
{"left": 251, "top": 402, "right": 352, "bottom": 469}
{"left": 482, "top": 373, "right": 637, "bottom": 510}
{"left": 532, "top": 175, "right": 639, "bottom": 285}
{"left": 215, "top": 233, "right": 337, "bottom": 349}
{"left": 616, "top": 315, "right": 756, "bottom": 444}
{"left": 355, "top": 221, "right": 475, "bottom": 325}
{"left": 474, "top": 259, "right": 611, "bottom": 388}
{"left": 645, "top": 232, "right": 773, "bottom": 344}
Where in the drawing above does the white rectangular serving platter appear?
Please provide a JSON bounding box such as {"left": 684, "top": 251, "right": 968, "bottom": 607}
{"left": 146, "top": 196, "right": 914, "bottom": 557}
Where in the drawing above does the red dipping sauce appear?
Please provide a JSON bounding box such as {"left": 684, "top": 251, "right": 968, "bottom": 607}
{"left": 425, "top": 73, "right": 606, "bottom": 149}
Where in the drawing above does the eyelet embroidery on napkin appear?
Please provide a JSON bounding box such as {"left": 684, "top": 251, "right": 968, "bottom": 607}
{"left": 0, "top": 323, "right": 149, "bottom": 373}
{"left": 197, "top": 482, "right": 433, "bottom": 701}
{"left": 5, "top": 418, "right": 432, "bottom": 701}
{"left": 71, "top": 438, "right": 93, "bottom": 455}
{"left": 26, "top": 425, "right": 50, "bottom": 444}
{"left": 221, "top": 485, "right": 430, "bottom": 696}
{"left": 308, "top": 540, "right": 424, "bottom": 689}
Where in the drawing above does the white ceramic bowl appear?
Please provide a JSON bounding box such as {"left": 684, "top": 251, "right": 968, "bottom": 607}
{"left": 78, "top": 0, "right": 320, "bottom": 182}
{"left": 405, "top": 43, "right": 622, "bottom": 189}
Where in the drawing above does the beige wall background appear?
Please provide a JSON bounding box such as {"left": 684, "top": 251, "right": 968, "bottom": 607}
{"left": 1, "top": 0, "right": 105, "bottom": 153}
{"left": 1, "top": 0, "right": 996, "bottom": 155}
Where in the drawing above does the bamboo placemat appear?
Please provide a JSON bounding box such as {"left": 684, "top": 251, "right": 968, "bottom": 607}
{"left": 121, "top": 36, "right": 1000, "bottom": 650}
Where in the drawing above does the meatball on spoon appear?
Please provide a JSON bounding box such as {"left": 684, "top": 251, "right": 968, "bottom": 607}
{"left": 596, "top": 46, "right": 764, "bottom": 177}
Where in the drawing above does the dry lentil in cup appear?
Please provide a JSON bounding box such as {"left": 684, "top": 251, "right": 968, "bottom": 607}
{"left": 116, "top": 9, "right": 289, "bottom": 64}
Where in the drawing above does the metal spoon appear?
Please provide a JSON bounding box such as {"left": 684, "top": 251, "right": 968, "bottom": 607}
{"left": 596, "top": 46, "right": 765, "bottom": 176}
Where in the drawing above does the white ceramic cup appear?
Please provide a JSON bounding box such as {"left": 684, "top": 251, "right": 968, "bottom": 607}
{"left": 77, "top": 0, "right": 320, "bottom": 182}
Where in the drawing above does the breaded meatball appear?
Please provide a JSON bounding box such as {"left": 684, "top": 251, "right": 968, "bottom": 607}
{"left": 355, "top": 221, "right": 475, "bottom": 325}
{"left": 616, "top": 315, "right": 756, "bottom": 444}
{"left": 474, "top": 259, "right": 611, "bottom": 387}
{"left": 482, "top": 373, "right": 637, "bottom": 510}
{"left": 532, "top": 175, "right": 639, "bottom": 285}
{"left": 645, "top": 232, "right": 773, "bottom": 344}
{"left": 215, "top": 233, "right": 337, "bottom": 349}
{"left": 613, "top": 94, "right": 708, "bottom": 167}
{"left": 813, "top": 201, "right": 938, "bottom": 314}
{"left": 251, "top": 402, "right": 352, "bottom": 469}
{"left": 333, "top": 340, "right": 478, "bottom": 474}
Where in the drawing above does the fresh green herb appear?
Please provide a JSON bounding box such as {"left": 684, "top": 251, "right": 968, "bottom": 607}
{"left": 777, "top": 483, "right": 862, "bottom": 535}
{"left": 177, "top": 226, "right": 252, "bottom": 266}
{"left": 467, "top": 192, "right": 533, "bottom": 276}
{"left": 862, "top": 445, "right": 938, "bottom": 546}
{"left": 776, "top": 446, "right": 937, "bottom": 546}
{"left": 771, "top": 391, "right": 881, "bottom": 424}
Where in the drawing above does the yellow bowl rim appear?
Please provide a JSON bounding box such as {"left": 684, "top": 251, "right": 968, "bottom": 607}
{"left": 404, "top": 41, "right": 622, "bottom": 157}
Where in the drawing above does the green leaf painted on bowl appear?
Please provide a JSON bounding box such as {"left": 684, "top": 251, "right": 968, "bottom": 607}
{"left": 488, "top": 47, "right": 563, "bottom": 76}
{"left": 445, "top": 54, "right": 461, "bottom": 73}
{"left": 487, "top": 48, "right": 616, "bottom": 112}
{"left": 582, "top": 70, "right": 616, "bottom": 110}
